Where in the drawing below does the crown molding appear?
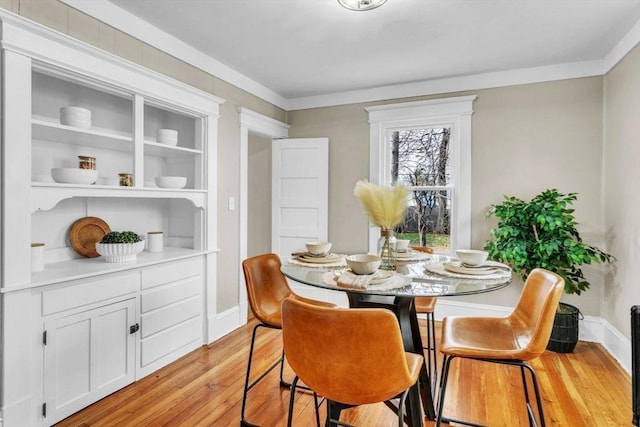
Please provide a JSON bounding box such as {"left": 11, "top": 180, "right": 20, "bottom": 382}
{"left": 59, "top": 0, "right": 288, "bottom": 109}
{"left": 287, "top": 60, "right": 605, "bottom": 110}
{"left": 603, "top": 18, "right": 640, "bottom": 73}
{"left": 59, "top": 1, "right": 639, "bottom": 112}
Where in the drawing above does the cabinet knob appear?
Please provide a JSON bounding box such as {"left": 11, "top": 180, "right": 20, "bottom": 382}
{"left": 129, "top": 323, "right": 140, "bottom": 334}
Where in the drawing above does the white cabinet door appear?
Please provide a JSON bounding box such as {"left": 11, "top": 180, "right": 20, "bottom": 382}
{"left": 43, "top": 299, "right": 136, "bottom": 426}
{"left": 271, "top": 138, "right": 329, "bottom": 260}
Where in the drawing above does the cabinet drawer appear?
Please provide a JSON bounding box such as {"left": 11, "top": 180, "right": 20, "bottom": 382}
{"left": 140, "top": 316, "right": 201, "bottom": 367}
{"left": 141, "top": 257, "right": 202, "bottom": 290}
{"left": 141, "top": 276, "right": 201, "bottom": 314}
{"left": 140, "top": 295, "right": 201, "bottom": 338}
{"left": 42, "top": 272, "right": 139, "bottom": 316}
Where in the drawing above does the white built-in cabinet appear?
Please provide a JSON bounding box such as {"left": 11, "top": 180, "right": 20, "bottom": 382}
{"left": 0, "top": 11, "right": 223, "bottom": 427}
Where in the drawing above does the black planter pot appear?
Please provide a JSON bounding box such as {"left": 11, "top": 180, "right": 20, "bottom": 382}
{"left": 547, "top": 302, "right": 582, "bottom": 353}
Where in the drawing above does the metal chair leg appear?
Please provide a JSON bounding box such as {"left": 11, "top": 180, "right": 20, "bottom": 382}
{"left": 240, "top": 322, "right": 283, "bottom": 427}
{"left": 520, "top": 363, "right": 546, "bottom": 427}
{"left": 435, "top": 354, "right": 453, "bottom": 427}
{"left": 425, "top": 311, "right": 438, "bottom": 390}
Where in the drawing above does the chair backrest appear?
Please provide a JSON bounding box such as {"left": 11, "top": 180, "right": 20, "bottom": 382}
{"left": 242, "top": 253, "right": 294, "bottom": 327}
{"left": 509, "top": 268, "right": 565, "bottom": 359}
{"left": 282, "top": 298, "right": 419, "bottom": 405}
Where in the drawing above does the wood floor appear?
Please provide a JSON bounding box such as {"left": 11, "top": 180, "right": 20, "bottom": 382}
{"left": 56, "top": 318, "right": 633, "bottom": 426}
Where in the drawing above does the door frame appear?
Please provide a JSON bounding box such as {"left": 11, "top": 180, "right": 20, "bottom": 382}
{"left": 238, "top": 108, "right": 290, "bottom": 324}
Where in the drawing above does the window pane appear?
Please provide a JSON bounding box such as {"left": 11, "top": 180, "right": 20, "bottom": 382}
{"left": 391, "top": 128, "right": 451, "bottom": 186}
{"left": 396, "top": 189, "right": 451, "bottom": 253}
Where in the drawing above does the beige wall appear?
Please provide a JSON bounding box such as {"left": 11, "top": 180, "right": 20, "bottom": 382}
{"left": 603, "top": 44, "right": 640, "bottom": 337}
{"left": 289, "top": 77, "right": 608, "bottom": 315}
{"left": 247, "top": 133, "right": 272, "bottom": 257}
{"left": 0, "top": 0, "right": 287, "bottom": 312}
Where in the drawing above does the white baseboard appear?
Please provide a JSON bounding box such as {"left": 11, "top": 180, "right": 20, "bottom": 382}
{"left": 209, "top": 305, "right": 243, "bottom": 342}
{"left": 431, "top": 299, "right": 632, "bottom": 375}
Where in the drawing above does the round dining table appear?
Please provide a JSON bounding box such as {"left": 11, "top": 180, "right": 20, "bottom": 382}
{"left": 281, "top": 253, "right": 512, "bottom": 426}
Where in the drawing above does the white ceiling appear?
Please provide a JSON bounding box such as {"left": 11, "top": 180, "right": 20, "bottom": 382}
{"left": 74, "top": 0, "right": 640, "bottom": 109}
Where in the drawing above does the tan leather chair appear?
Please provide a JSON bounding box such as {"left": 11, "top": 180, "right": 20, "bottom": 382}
{"left": 282, "top": 298, "right": 423, "bottom": 427}
{"left": 414, "top": 296, "right": 437, "bottom": 389}
{"left": 241, "top": 253, "right": 336, "bottom": 427}
{"left": 435, "top": 268, "right": 564, "bottom": 427}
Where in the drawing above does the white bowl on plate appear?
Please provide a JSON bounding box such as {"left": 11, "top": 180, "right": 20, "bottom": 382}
{"left": 157, "top": 129, "right": 178, "bottom": 146}
{"left": 455, "top": 249, "right": 488, "bottom": 266}
{"left": 51, "top": 168, "right": 98, "bottom": 184}
{"left": 346, "top": 254, "right": 381, "bottom": 275}
{"left": 95, "top": 240, "right": 145, "bottom": 263}
{"left": 305, "top": 241, "right": 331, "bottom": 255}
{"left": 155, "top": 176, "right": 187, "bottom": 189}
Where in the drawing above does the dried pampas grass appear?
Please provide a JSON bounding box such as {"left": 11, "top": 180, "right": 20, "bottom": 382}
{"left": 353, "top": 180, "right": 408, "bottom": 229}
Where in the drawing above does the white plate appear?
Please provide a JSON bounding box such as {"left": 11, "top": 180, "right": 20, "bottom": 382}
{"left": 297, "top": 253, "right": 342, "bottom": 264}
{"left": 443, "top": 261, "right": 497, "bottom": 275}
{"left": 333, "top": 269, "right": 394, "bottom": 284}
{"left": 393, "top": 249, "right": 415, "bottom": 258}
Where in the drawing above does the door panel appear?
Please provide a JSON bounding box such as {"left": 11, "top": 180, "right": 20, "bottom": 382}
{"left": 272, "top": 138, "right": 328, "bottom": 260}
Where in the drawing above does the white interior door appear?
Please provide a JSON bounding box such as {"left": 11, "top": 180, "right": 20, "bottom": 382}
{"left": 272, "top": 138, "right": 328, "bottom": 260}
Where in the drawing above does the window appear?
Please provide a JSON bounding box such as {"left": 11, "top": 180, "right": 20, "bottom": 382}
{"left": 366, "top": 96, "right": 476, "bottom": 254}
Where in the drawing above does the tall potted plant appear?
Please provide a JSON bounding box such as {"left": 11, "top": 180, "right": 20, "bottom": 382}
{"left": 484, "top": 189, "right": 614, "bottom": 353}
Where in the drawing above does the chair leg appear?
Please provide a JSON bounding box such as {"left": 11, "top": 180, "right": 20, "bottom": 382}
{"left": 287, "top": 376, "right": 300, "bottom": 427}
{"left": 425, "top": 311, "right": 438, "bottom": 390}
{"left": 396, "top": 388, "right": 410, "bottom": 426}
{"left": 436, "top": 357, "right": 546, "bottom": 427}
{"left": 435, "top": 354, "right": 453, "bottom": 427}
{"left": 241, "top": 323, "right": 283, "bottom": 427}
{"left": 313, "top": 391, "right": 321, "bottom": 427}
{"left": 520, "top": 363, "right": 546, "bottom": 427}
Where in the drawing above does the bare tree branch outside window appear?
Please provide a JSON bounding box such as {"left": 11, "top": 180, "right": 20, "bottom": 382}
{"left": 390, "top": 128, "right": 452, "bottom": 251}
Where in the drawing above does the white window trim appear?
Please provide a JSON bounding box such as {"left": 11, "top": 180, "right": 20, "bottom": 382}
{"left": 365, "top": 95, "right": 477, "bottom": 254}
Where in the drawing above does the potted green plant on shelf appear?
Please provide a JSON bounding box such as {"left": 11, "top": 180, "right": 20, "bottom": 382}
{"left": 484, "top": 189, "right": 615, "bottom": 353}
{"left": 95, "top": 231, "right": 145, "bottom": 263}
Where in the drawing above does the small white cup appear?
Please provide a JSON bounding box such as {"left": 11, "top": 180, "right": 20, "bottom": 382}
{"left": 146, "top": 231, "right": 164, "bottom": 252}
{"left": 396, "top": 239, "right": 411, "bottom": 252}
{"left": 31, "top": 242, "right": 45, "bottom": 272}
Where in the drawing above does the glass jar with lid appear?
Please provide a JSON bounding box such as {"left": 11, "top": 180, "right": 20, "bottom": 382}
{"left": 78, "top": 156, "right": 96, "bottom": 170}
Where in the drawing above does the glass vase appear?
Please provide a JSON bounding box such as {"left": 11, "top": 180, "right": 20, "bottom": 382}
{"left": 377, "top": 228, "right": 397, "bottom": 271}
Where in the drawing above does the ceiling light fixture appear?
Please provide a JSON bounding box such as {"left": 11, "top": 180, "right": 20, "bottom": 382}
{"left": 338, "top": 0, "right": 387, "bottom": 11}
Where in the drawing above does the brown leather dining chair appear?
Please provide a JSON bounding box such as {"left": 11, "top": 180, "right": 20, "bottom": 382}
{"left": 241, "top": 253, "right": 336, "bottom": 427}
{"left": 282, "top": 298, "right": 424, "bottom": 427}
{"left": 435, "top": 268, "right": 564, "bottom": 427}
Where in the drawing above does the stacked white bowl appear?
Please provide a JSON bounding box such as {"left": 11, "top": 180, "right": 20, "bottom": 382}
{"left": 51, "top": 167, "right": 98, "bottom": 184}
{"left": 155, "top": 176, "right": 187, "bottom": 189}
{"left": 157, "top": 129, "right": 178, "bottom": 146}
{"left": 60, "top": 106, "right": 92, "bottom": 129}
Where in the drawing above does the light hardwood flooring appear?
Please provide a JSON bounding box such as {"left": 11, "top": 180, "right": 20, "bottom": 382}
{"left": 56, "top": 319, "right": 633, "bottom": 426}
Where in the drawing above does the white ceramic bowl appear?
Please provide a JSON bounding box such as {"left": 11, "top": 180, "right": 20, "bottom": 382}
{"left": 96, "top": 240, "right": 145, "bottom": 263}
{"left": 60, "top": 106, "right": 91, "bottom": 118}
{"left": 157, "top": 129, "right": 178, "bottom": 146}
{"left": 346, "top": 254, "right": 382, "bottom": 275}
{"left": 456, "top": 249, "right": 489, "bottom": 266}
{"left": 51, "top": 168, "right": 98, "bottom": 184}
{"left": 305, "top": 241, "right": 331, "bottom": 255}
{"left": 60, "top": 106, "right": 92, "bottom": 128}
{"left": 155, "top": 176, "right": 187, "bottom": 189}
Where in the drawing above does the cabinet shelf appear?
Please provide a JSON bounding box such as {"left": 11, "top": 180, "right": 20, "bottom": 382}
{"left": 27, "top": 248, "right": 205, "bottom": 290}
{"left": 31, "top": 183, "right": 206, "bottom": 211}
{"left": 32, "top": 115, "right": 133, "bottom": 153}
{"left": 144, "top": 140, "right": 202, "bottom": 158}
